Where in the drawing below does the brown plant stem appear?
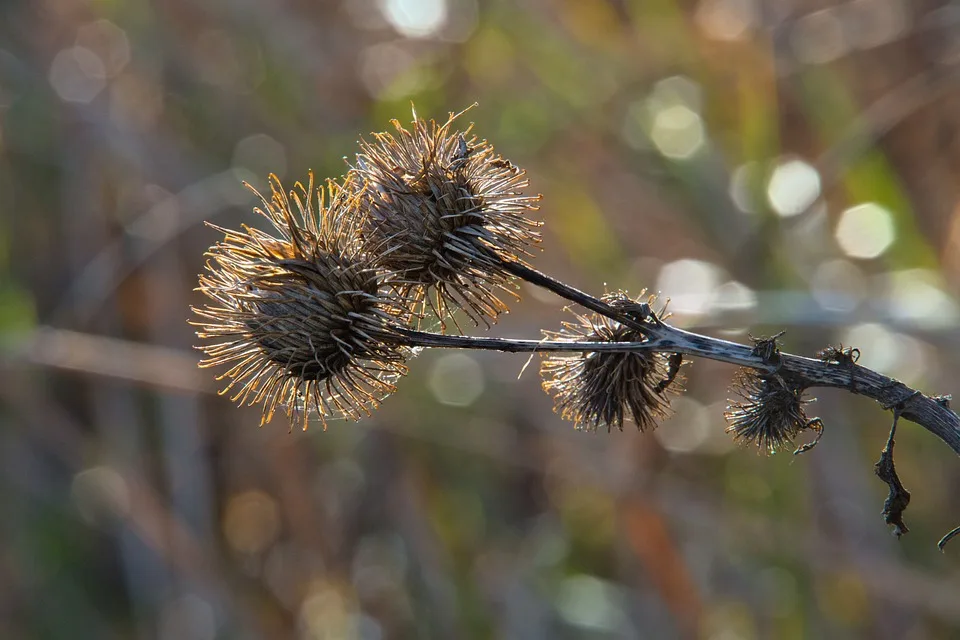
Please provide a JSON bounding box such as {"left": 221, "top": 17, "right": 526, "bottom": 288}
{"left": 391, "top": 327, "right": 654, "bottom": 353}
{"left": 390, "top": 265, "right": 960, "bottom": 457}
{"left": 496, "top": 258, "right": 655, "bottom": 336}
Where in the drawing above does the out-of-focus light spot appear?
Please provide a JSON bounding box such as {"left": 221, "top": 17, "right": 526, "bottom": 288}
{"left": 71, "top": 466, "right": 129, "bottom": 524}
{"left": 648, "top": 75, "right": 702, "bottom": 113}
{"left": 782, "top": 206, "right": 830, "bottom": 274}
{"left": 711, "top": 280, "right": 757, "bottom": 312}
{"left": 645, "top": 76, "right": 705, "bottom": 160}
{"left": 428, "top": 353, "right": 485, "bottom": 406}
{"left": 700, "top": 401, "right": 737, "bottom": 454}
{"left": 358, "top": 43, "right": 424, "bottom": 99}
{"left": 224, "top": 169, "right": 260, "bottom": 205}
{"left": 158, "top": 594, "right": 217, "bottom": 640}
{"left": 649, "top": 104, "right": 705, "bottom": 160}
{"left": 555, "top": 575, "right": 629, "bottom": 633}
{"left": 232, "top": 133, "right": 287, "bottom": 180}
{"left": 766, "top": 159, "right": 821, "bottom": 217}
{"left": 845, "top": 0, "right": 909, "bottom": 50}
{"left": 76, "top": 19, "right": 130, "bottom": 78}
{"left": 656, "top": 397, "right": 710, "bottom": 453}
{"left": 223, "top": 490, "right": 280, "bottom": 555}
{"left": 695, "top": 0, "right": 759, "bottom": 41}
{"left": 810, "top": 259, "right": 866, "bottom": 312}
{"left": 380, "top": 0, "right": 447, "bottom": 38}
{"left": 839, "top": 323, "right": 927, "bottom": 383}
{"left": 656, "top": 259, "right": 722, "bottom": 316}
{"left": 438, "top": 0, "right": 478, "bottom": 42}
{"left": 49, "top": 46, "right": 106, "bottom": 103}
{"left": 791, "top": 8, "right": 849, "bottom": 64}
{"left": 841, "top": 323, "right": 897, "bottom": 373}
{"left": 300, "top": 581, "right": 357, "bottom": 639}
{"left": 887, "top": 269, "right": 960, "bottom": 329}
{"left": 729, "top": 162, "right": 760, "bottom": 214}
{"left": 625, "top": 76, "right": 705, "bottom": 154}
{"left": 835, "top": 203, "right": 895, "bottom": 259}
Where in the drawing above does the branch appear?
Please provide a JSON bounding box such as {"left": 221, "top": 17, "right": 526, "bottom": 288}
{"left": 415, "top": 255, "right": 960, "bottom": 460}
{"left": 659, "top": 325, "right": 960, "bottom": 455}
{"left": 390, "top": 315, "right": 960, "bottom": 457}
{"left": 497, "top": 258, "right": 655, "bottom": 336}
{"left": 392, "top": 328, "right": 655, "bottom": 353}
{"left": 497, "top": 256, "right": 960, "bottom": 457}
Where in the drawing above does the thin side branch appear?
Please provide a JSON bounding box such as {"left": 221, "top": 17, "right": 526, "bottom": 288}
{"left": 391, "top": 328, "right": 657, "bottom": 353}
{"left": 497, "top": 258, "right": 656, "bottom": 336}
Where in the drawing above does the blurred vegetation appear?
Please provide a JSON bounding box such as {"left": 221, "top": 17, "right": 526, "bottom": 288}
{"left": 2, "top": 0, "right": 960, "bottom": 638}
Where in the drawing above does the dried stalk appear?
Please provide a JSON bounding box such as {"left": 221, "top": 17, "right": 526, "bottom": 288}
{"left": 383, "top": 261, "right": 960, "bottom": 458}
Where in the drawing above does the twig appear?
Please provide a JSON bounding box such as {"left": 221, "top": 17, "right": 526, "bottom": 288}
{"left": 875, "top": 400, "right": 914, "bottom": 538}
{"left": 497, "top": 258, "right": 656, "bottom": 336}
{"left": 391, "top": 327, "right": 659, "bottom": 353}
{"left": 938, "top": 527, "right": 960, "bottom": 552}
{"left": 9, "top": 327, "right": 212, "bottom": 393}
{"left": 397, "top": 292, "right": 960, "bottom": 460}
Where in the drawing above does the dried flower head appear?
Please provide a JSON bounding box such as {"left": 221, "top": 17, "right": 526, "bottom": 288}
{"left": 817, "top": 343, "right": 860, "bottom": 366}
{"left": 725, "top": 370, "right": 820, "bottom": 454}
{"left": 539, "top": 292, "right": 679, "bottom": 432}
{"left": 192, "top": 173, "right": 411, "bottom": 430}
{"left": 352, "top": 106, "right": 542, "bottom": 329}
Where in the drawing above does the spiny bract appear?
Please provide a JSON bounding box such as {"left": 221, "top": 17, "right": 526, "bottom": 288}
{"left": 193, "top": 173, "right": 411, "bottom": 430}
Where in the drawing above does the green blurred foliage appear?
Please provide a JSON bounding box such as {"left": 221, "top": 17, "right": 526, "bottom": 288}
{"left": 2, "top": 0, "right": 960, "bottom": 638}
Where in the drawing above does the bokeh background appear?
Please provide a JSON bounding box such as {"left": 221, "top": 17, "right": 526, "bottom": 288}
{"left": 3, "top": 0, "right": 960, "bottom": 637}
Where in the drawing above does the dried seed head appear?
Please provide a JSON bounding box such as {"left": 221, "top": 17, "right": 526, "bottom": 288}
{"left": 539, "top": 292, "right": 679, "bottom": 432}
{"left": 352, "top": 105, "right": 542, "bottom": 329}
{"left": 725, "top": 370, "right": 813, "bottom": 454}
{"left": 817, "top": 343, "right": 860, "bottom": 365}
{"left": 192, "top": 173, "right": 411, "bottom": 430}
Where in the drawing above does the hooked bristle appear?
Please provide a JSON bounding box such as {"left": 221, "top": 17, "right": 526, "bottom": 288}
{"left": 192, "top": 173, "right": 412, "bottom": 430}
{"left": 539, "top": 292, "right": 680, "bottom": 432}
{"left": 351, "top": 106, "right": 542, "bottom": 331}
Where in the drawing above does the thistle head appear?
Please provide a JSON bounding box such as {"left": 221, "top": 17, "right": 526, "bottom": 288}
{"left": 192, "top": 173, "right": 411, "bottom": 430}
{"left": 725, "top": 370, "right": 813, "bottom": 454}
{"left": 352, "top": 105, "right": 542, "bottom": 330}
{"left": 539, "top": 292, "right": 680, "bottom": 432}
